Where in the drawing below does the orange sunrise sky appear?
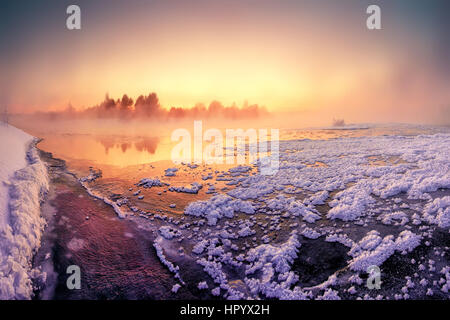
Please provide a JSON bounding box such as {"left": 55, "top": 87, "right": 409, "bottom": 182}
{"left": 0, "top": 0, "right": 449, "bottom": 125}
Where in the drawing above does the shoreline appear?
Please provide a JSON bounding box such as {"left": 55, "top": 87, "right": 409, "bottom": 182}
{"left": 0, "top": 133, "right": 49, "bottom": 300}
{"left": 32, "top": 147, "right": 200, "bottom": 299}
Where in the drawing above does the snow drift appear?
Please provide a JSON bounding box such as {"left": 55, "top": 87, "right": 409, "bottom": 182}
{"left": 0, "top": 124, "right": 49, "bottom": 299}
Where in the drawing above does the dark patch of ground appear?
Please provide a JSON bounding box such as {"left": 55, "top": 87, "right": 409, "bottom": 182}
{"left": 292, "top": 236, "right": 350, "bottom": 287}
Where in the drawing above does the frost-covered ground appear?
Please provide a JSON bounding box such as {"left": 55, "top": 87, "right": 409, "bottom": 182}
{"left": 106, "top": 132, "right": 449, "bottom": 300}
{"left": 0, "top": 124, "right": 49, "bottom": 299}
{"left": 39, "top": 125, "right": 448, "bottom": 300}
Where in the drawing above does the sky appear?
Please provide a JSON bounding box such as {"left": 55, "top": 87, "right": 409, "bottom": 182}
{"left": 0, "top": 0, "right": 449, "bottom": 125}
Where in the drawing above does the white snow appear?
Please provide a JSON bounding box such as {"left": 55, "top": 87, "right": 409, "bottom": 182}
{"left": 153, "top": 237, "right": 184, "bottom": 284}
{"left": 169, "top": 182, "right": 203, "bottom": 194}
{"left": 192, "top": 239, "right": 209, "bottom": 255}
{"left": 215, "top": 133, "right": 450, "bottom": 223}
{"left": 301, "top": 228, "right": 321, "bottom": 239}
{"left": 185, "top": 194, "right": 255, "bottom": 225}
{"left": 159, "top": 226, "right": 181, "bottom": 240}
{"left": 423, "top": 196, "right": 450, "bottom": 228}
{"left": 171, "top": 283, "right": 181, "bottom": 293}
{"left": 80, "top": 181, "right": 128, "bottom": 218}
{"left": 164, "top": 167, "right": 178, "bottom": 177}
{"left": 0, "top": 125, "right": 32, "bottom": 226}
{"left": 137, "top": 178, "right": 168, "bottom": 188}
{"left": 197, "top": 281, "right": 208, "bottom": 290}
{"left": 378, "top": 211, "right": 409, "bottom": 226}
{"left": 237, "top": 226, "right": 256, "bottom": 238}
{"left": 246, "top": 231, "right": 300, "bottom": 275}
{"left": 348, "top": 230, "right": 421, "bottom": 271}
{"left": 0, "top": 124, "right": 49, "bottom": 299}
{"left": 211, "top": 287, "right": 221, "bottom": 296}
{"left": 316, "top": 288, "right": 341, "bottom": 300}
{"left": 243, "top": 231, "right": 313, "bottom": 299}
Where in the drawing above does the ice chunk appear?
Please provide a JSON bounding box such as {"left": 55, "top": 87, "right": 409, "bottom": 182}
{"left": 185, "top": 195, "right": 255, "bottom": 225}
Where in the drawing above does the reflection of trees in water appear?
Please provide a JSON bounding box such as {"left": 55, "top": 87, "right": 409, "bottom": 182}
{"left": 121, "top": 143, "right": 131, "bottom": 153}
{"left": 97, "top": 136, "right": 159, "bottom": 155}
{"left": 98, "top": 137, "right": 115, "bottom": 155}
{"left": 135, "top": 137, "right": 159, "bottom": 154}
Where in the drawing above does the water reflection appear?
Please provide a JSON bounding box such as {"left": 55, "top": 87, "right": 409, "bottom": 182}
{"left": 38, "top": 134, "right": 166, "bottom": 167}
{"left": 20, "top": 121, "right": 449, "bottom": 169}
{"left": 97, "top": 136, "right": 159, "bottom": 155}
{"left": 135, "top": 138, "right": 159, "bottom": 154}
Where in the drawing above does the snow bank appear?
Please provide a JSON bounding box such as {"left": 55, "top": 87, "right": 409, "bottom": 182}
{"left": 0, "top": 125, "right": 31, "bottom": 224}
{"left": 0, "top": 124, "right": 49, "bottom": 299}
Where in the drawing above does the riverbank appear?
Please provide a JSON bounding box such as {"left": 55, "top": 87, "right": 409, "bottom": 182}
{"left": 32, "top": 148, "right": 201, "bottom": 299}
{"left": 0, "top": 124, "right": 49, "bottom": 299}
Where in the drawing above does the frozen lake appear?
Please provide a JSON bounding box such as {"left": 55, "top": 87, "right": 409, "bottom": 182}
{"left": 15, "top": 120, "right": 450, "bottom": 300}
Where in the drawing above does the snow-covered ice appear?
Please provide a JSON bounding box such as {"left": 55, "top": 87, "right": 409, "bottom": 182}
{"left": 173, "top": 132, "right": 449, "bottom": 299}
{"left": 77, "top": 129, "right": 450, "bottom": 300}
